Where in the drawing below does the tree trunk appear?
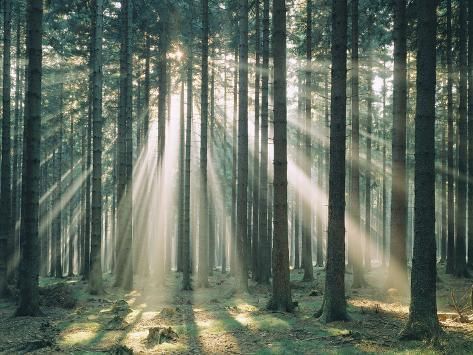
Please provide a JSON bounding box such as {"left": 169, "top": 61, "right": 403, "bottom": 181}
{"left": 364, "top": 65, "right": 373, "bottom": 271}
{"left": 350, "top": 0, "right": 364, "bottom": 289}
{"left": 258, "top": 0, "right": 270, "bottom": 284}
{"left": 455, "top": 0, "right": 468, "bottom": 277}
{"left": 16, "top": 0, "right": 43, "bottom": 316}
{"left": 197, "top": 0, "right": 209, "bottom": 288}
{"left": 386, "top": 0, "right": 408, "bottom": 291}
{"left": 237, "top": 0, "right": 249, "bottom": 291}
{"left": 0, "top": 0, "right": 12, "bottom": 294}
{"left": 317, "top": 0, "right": 349, "bottom": 323}
{"left": 446, "top": 0, "right": 455, "bottom": 275}
{"left": 177, "top": 76, "right": 185, "bottom": 273}
{"left": 231, "top": 48, "right": 238, "bottom": 276}
{"left": 252, "top": 0, "right": 261, "bottom": 279}
{"left": 115, "top": 0, "right": 133, "bottom": 290}
{"left": 68, "top": 110, "right": 74, "bottom": 276}
{"left": 11, "top": 6, "right": 23, "bottom": 283}
{"left": 400, "top": 0, "right": 441, "bottom": 340}
{"left": 302, "top": 0, "right": 314, "bottom": 282}
{"left": 268, "top": 0, "right": 293, "bottom": 312}
{"left": 182, "top": 45, "right": 193, "bottom": 291}
{"left": 468, "top": 0, "right": 473, "bottom": 268}
{"left": 89, "top": 0, "right": 104, "bottom": 295}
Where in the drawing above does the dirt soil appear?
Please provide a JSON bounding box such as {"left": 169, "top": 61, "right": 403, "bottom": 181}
{"left": 1, "top": 265, "right": 472, "bottom": 354}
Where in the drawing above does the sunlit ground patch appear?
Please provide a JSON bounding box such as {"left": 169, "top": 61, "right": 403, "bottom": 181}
{"left": 58, "top": 322, "right": 101, "bottom": 346}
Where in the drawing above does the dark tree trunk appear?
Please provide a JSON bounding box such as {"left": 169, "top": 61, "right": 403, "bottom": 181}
{"left": 115, "top": 0, "right": 133, "bottom": 290}
{"left": 197, "top": 0, "right": 209, "bottom": 288}
{"left": 67, "top": 113, "right": 74, "bottom": 277}
{"left": 268, "top": 0, "right": 293, "bottom": 312}
{"left": 455, "top": 0, "right": 468, "bottom": 277}
{"left": 252, "top": 0, "right": 261, "bottom": 279}
{"left": 89, "top": 0, "right": 104, "bottom": 295}
{"left": 302, "top": 0, "right": 313, "bottom": 282}
{"left": 177, "top": 76, "right": 185, "bottom": 273}
{"left": 16, "top": 0, "right": 43, "bottom": 316}
{"left": 258, "top": 0, "right": 270, "bottom": 284}
{"left": 231, "top": 48, "right": 238, "bottom": 276}
{"left": 400, "top": 0, "right": 441, "bottom": 340}
{"left": 237, "top": 0, "right": 249, "bottom": 291}
{"left": 386, "top": 0, "right": 408, "bottom": 292}
{"left": 364, "top": 65, "right": 373, "bottom": 271}
{"left": 317, "top": 0, "right": 349, "bottom": 323}
{"left": 468, "top": 0, "right": 473, "bottom": 268}
{"left": 446, "top": 0, "right": 455, "bottom": 275}
{"left": 11, "top": 6, "right": 23, "bottom": 283}
{"left": 0, "top": 0, "right": 12, "bottom": 294}
{"left": 182, "top": 44, "right": 193, "bottom": 291}
{"left": 350, "top": 0, "right": 364, "bottom": 289}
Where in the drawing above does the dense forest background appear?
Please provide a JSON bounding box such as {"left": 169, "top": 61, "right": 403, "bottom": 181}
{"left": 0, "top": 0, "right": 473, "bottom": 353}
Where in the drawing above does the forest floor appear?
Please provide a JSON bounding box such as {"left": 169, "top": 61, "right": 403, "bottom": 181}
{"left": 1, "top": 265, "right": 473, "bottom": 354}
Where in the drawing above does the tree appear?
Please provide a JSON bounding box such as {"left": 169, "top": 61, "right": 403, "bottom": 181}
{"left": 16, "top": 0, "right": 44, "bottom": 317}
{"left": 350, "top": 0, "right": 365, "bottom": 289}
{"left": 454, "top": 0, "right": 468, "bottom": 277}
{"left": 115, "top": 0, "right": 133, "bottom": 291}
{"left": 400, "top": 0, "right": 441, "bottom": 340}
{"left": 302, "top": 0, "right": 313, "bottom": 282}
{"left": 89, "top": 0, "right": 104, "bottom": 295}
{"left": 445, "top": 0, "right": 454, "bottom": 275}
{"left": 316, "top": 0, "right": 349, "bottom": 323}
{"left": 268, "top": 0, "right": 293, "bottom": 312}
{"left": 468, "top": 0, "right": 473, "bottom": 268}
{"left": 197, "top": 0, "right": 209, "bottom": 288}
{"left": 182, "top": 43, "right": 193, "bottom": 291}
{"left": 252, "top": 0, "right": 261, "bottom": 279}
{"left": 0, "top": 0, "right": 12, "bottom": 295}
{"left": 257, "top": 0, "right": 270, "bottom": 285}
{"left": 237, "top": 0, "right": 249, "bottom": 291}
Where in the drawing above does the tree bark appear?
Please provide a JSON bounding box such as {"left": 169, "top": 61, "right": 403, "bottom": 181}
{"left": 446, "top": 0, "right": 455, "bottom": 275}
{"left": 454, "top": 0, "right": 468, "bottom": 277}
{"left": 400, "top": 0, "right": 441, "bottom": 340}
{"left": 252, "top": 0, "right": 261, "bottom": 279}
{"left": 16, "top": 0, "right": 43, "bottom": 316}
{"left": 237, "top": 0, "right": 249, "bottom": 291}
{"left": 258, "top": 0, "right": 270, "bottom": 284}
{"left": 268, "top": 0, "right": 293, "bottom": 312}
{"left": 302, "top": 0, "right": 313, "bottom": 282}
{"left": 89, "top": 0, "right": 104, "bottom": 295}
{"left": 317, "top": 0, "right": 349, "bottom": 323}
{"left": 0, "top": 0, "right": 12, "bottom": 294}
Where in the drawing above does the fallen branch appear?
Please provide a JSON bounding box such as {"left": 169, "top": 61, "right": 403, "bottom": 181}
{"left": 451, "top": 290, "right": 469, "bottom": 323}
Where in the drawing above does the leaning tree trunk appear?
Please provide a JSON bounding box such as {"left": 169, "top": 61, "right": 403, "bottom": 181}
{"left": 89, "top": 0, "right": 104, "bottom": 295}
{"left": 16, "top": 0, "right": 43, "bottom": 316}
{"left": 268, "top": 0, "right": 293, "bottom": 312}
{"left": 317, "top": 0, "right": 349, "bottom": 323}
{"left": 400, "top": 0, "right": 441, "bottom": 340}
